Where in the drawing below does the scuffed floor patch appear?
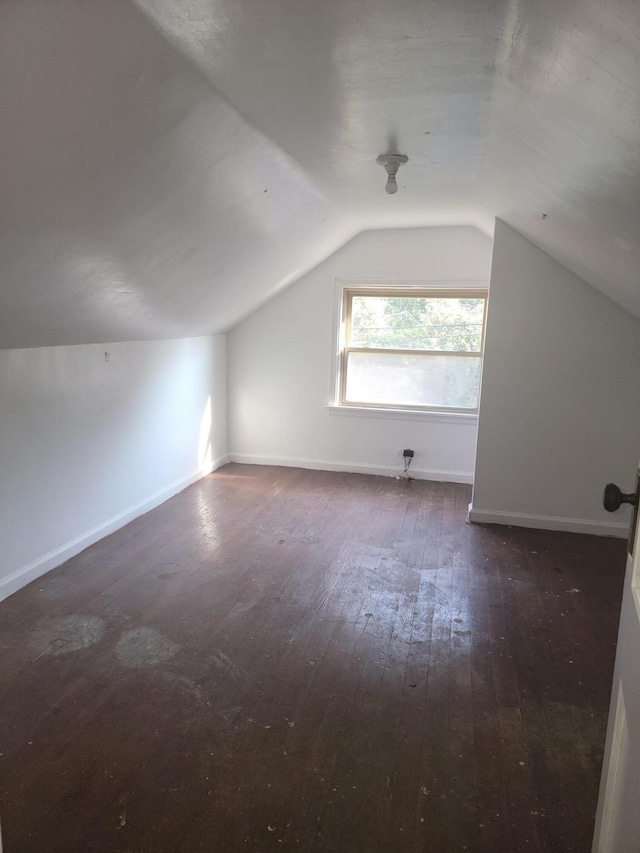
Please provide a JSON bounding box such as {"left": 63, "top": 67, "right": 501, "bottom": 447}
{"left": 115, "top": 626, "right": 179, "bottom": 668}
{"left": 31, "top": 614, "right": 106, "bottom": 657}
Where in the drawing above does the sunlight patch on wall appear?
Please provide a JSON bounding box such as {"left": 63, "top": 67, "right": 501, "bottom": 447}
{"left": 198, "top": 395, "right": 212, "bottom": 474}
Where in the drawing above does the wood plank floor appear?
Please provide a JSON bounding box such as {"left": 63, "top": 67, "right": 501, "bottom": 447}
{"left": 0, "top": 464, "right": 626, "bottom": 852}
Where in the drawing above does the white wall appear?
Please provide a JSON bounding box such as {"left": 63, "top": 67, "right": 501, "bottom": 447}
{"left": 470, "top": 221, "right": 640, "bottom": 537}
{"left": 227, "top": 226, "right": 493, "bottom": 481}
{"left": 0, "top": 335, "right": 227, "bottom": 601}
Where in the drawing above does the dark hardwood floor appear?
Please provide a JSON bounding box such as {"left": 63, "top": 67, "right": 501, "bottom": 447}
{"left": 0, "top": 464, "right": 626, "bottom": 852}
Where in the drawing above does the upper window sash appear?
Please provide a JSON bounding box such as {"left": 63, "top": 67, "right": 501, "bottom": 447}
{"left": 343, "top": 347, "right": 483, "bottom": 357}
{"left": 344, "top": 288, "right": 487, "bottom": 351}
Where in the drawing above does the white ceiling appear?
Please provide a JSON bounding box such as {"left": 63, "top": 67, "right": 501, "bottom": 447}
{"left": 1, "top": 0, "right": 639, "bottom": 347}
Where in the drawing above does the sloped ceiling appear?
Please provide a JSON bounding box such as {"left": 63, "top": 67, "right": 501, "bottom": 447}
{"left": 1, "top": 0, "right": 639, "bottom": 348}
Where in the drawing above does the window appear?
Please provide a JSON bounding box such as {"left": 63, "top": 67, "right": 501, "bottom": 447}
{"left": 338, "top": 288, "right": 487, "bottom": 413}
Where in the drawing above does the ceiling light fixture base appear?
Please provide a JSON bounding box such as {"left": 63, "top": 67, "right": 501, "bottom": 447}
{"left": 376, "top": 154, "right": 408, "bottom": 194}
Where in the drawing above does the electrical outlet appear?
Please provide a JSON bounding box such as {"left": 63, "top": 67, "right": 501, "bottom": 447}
{"left": 403, "top": 448, "right": 414, "bottom": 458}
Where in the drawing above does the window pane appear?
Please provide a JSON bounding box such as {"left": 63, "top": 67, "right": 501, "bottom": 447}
{"left": 345, "top": 351, "right": 481, "bottom": 409}
{"left": 351, "top": 295, "right": 484, "bottom": 351}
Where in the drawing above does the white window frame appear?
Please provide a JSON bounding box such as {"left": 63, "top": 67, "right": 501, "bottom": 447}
{"left": 333, "top": 281, "right": 488, "bottom": 416}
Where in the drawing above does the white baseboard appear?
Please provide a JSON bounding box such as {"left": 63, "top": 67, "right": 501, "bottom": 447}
{"left": 212, "top": 453, "right": 231, "bottom": 471}
{"left": 229, "top": 452, "right": 474, "bottom": 484}
{"left": 467, "top": 506, "right": 629, "bottom": 538}
{"left": 0, "top": 466, "right": 217, "bottom": 605}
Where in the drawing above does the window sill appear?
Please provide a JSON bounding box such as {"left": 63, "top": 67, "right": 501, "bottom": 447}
{"left": 325, "top": 404, "right": 478, "bottom": 425}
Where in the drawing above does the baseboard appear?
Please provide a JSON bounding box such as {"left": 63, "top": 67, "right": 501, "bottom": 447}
{"left": 212, "top": 453, "right": 232, "bottom": 471}
{"left": 0, "top": 467, "right": 211, "bottom": 605}
{"left": 228, "top": 453, "right": 474, "bottom": 484}
{"left": 467, "top": 506, "right": 629, "bottom": 538}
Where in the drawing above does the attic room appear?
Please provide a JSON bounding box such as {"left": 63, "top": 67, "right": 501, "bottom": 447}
{"left": 1, "top": 0, "right": 640, "bottom": 851}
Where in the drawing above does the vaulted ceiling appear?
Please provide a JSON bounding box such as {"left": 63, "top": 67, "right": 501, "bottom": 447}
{"left": 1, "top": 0, "right": 639, "bottom": 348}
